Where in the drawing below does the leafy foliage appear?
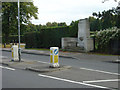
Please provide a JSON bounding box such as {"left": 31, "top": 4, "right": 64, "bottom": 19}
{"left": 2, "top": 2, "right": 38, "bottom": 43}
{"left": 89, "top": 8, "right": 120, "bottom": 31}
{"left": 95, "top": 27, "right": 120, "bottom": 53}
{"left": 42, "top": 22, "right": 67, "bottom": 27}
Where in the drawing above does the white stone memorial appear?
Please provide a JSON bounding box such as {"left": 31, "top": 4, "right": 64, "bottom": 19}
{"left": 78, "top": 18, "right": 93, "bottom": 52}
{"left": 61, "top": 37, "right": 77, "bottom": 49}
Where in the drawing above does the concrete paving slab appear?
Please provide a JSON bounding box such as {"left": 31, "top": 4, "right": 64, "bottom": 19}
{"left": 26, "top": 65, "right": 71, "bottom": 73}
{"left": 1, "top": 58, "right": 72, "bottom": 72}
{"left": 1, "top": 58, "right": 43, "bottom": 69}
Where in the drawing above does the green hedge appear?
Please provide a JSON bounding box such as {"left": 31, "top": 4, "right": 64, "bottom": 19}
{"left": 9, "top": 35, "right": 25, "bottom": 43}
{"left": 2, "top": 35, "right": 25, "bottom": 44}
{"left": 24, "top": 26, "right": 78, "bottom": 48}
{"left": 95, "top": 27, "right": 120, "bottom": 54}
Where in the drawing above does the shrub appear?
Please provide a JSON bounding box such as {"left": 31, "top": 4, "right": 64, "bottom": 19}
{"left": 95, "top": 27, "right": 120, "bottom": 54}
{"left": 2, "top": 35, "right": 25, "bottom": 44}
{"left": 24, "top": 26, "right": 78, "bottom": 49}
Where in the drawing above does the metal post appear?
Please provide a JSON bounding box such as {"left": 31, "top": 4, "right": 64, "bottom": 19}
{"left": 116, "top": 39, "right": 120, "bottom": 62}
{"left": 18, "top": 0, "right": 21, "bottom": 62}
{"left": 117, "top": 1, "right": 120, "bottom": 62}
{"left": 115, "top": 1, "right": 120, "bottom": 62}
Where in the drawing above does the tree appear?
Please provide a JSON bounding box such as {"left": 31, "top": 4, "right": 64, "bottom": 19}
{"left": 69, "top": 20, "right": 79, "bottom": 37}
{"left": 101, "top": 0, "right": 120, "bottom": 28}
{"left": 2, "top": 2, "right": 38, "bottom": 44}
{"left": 58, "top": 22, "right": 67, "bottom": 26}
{"left": 102, "top": 0, "right": 117, "bottom": 3}
{"left": 92, "top": 8, "right": 119, "bottom": 30}
{"left": 70, "top": 21, "right": 75, "bottom": 26}
{"left": 46, "top": 22, "right": 67, "bottom": 27}
{"left": 51, "top": 22, "right": 58, "bottom": 27}
{"left": 89, "top": 16, "right": 101, "bottom": 31}
{"left": 46, "top": 22, "right": 52, "bottom": 27}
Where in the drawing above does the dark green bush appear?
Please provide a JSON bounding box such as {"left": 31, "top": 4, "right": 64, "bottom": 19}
{"left": 2, "top": 35, "right": 25, "bottom": 44}
{"left": 95, "top": 27, "right": 120, "bottom": 54}
{"left": 24, "top": 26, "right": 78, "bottom": 49}
{"left": 24, "top": 32, "right": 38, "bottom": 48}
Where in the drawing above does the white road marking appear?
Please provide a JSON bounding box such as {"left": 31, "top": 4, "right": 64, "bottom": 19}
{"left": 0, "top": 66, "right": 15, "bottom": 71}
{"left": 38, "top": 74, "right": 110, "bottom": 89}
{"left": 38, "top": 61, "right": 50, "bottom": 64}
{"left": 83, "top": 79, "right": 120, "bottom": 83}
{"left": 80, "top": 67, "right": 120, "bottom": 76}
{"left": 0, "top": 56, "right": 8, "bottom": 59}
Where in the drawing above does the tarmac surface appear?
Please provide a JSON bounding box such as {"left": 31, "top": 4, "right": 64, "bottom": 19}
{"left": 2, "top": 48, "right": 120, "bottom": 62}
{"left": 1, "top": 48, "right": 120, "bottom": 89}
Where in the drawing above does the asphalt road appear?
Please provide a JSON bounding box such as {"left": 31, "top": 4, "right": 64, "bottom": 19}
{"left": 2, "top": 66, "right": 94, "bottom": 88}
{"left": 2, "top": 51, "right": 119, "bottom": 73}
{"left": 1, "top": 51, "right": 120, "bottom": 89}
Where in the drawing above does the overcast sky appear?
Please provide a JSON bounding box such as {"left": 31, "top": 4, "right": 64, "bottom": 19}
{"left": 31, "top": 0, "right": 118, "bottom": 25}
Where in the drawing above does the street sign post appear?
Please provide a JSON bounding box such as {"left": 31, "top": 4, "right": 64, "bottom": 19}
{"left": 18, "top": 0, "right": 21, "bottom": 62}
{"left": 116, "top": 1, "right": 120, "bottom": 62}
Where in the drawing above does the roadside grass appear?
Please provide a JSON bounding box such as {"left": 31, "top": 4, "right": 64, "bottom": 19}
{"left": 26, "top": 48, "right": 49, "bottom": 51}
{"left": 2, "top": 44, "right": 25, "bottom": 48}
{"left": 86, "top": 52, "right": 120, "bottom": 56}
{"left": 0, "top": 44, "right": 2, "bottom": 48}
{"left": 2, "top": 44, "right": 11, "bottom": 48}
{"left": 26, "top": 48, "right": 71, "bottom": 52}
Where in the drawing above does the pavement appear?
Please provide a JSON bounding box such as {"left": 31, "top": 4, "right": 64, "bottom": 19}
{"left": 1, "top": 58, "right": 71, "bottom": 73}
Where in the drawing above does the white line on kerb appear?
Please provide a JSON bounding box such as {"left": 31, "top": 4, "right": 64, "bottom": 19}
{"left": 80, "top": 67, "right": 120, "bottom": 76}
{"left": 38, "top": 74, "right": 110, "bottom": 89}
{"left": 0, "top": 56, "right": 8, "bottom": 58}
{"left": 83, "top": 79, "right": 120, "bottom": 83}
{"left": 0, "top": 66, "right": 15, "bottom": 71}
{"left": 38, "top": 61, "right": 50, "bottom": 64}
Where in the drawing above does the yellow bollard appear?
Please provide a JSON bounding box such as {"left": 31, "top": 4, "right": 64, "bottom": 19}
{"left": 50, "top": 47, "right": 59, "bottom": 68}
{"left": 11, "top": 44, "right": 18, "bottom": 61}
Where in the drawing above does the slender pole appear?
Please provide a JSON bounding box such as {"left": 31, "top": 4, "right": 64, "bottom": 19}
{"left": 18, "top": 0, "right": 21, "bottom": 62}
{"left": 117, "top": 1, "right": 120, "bottom": 61}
